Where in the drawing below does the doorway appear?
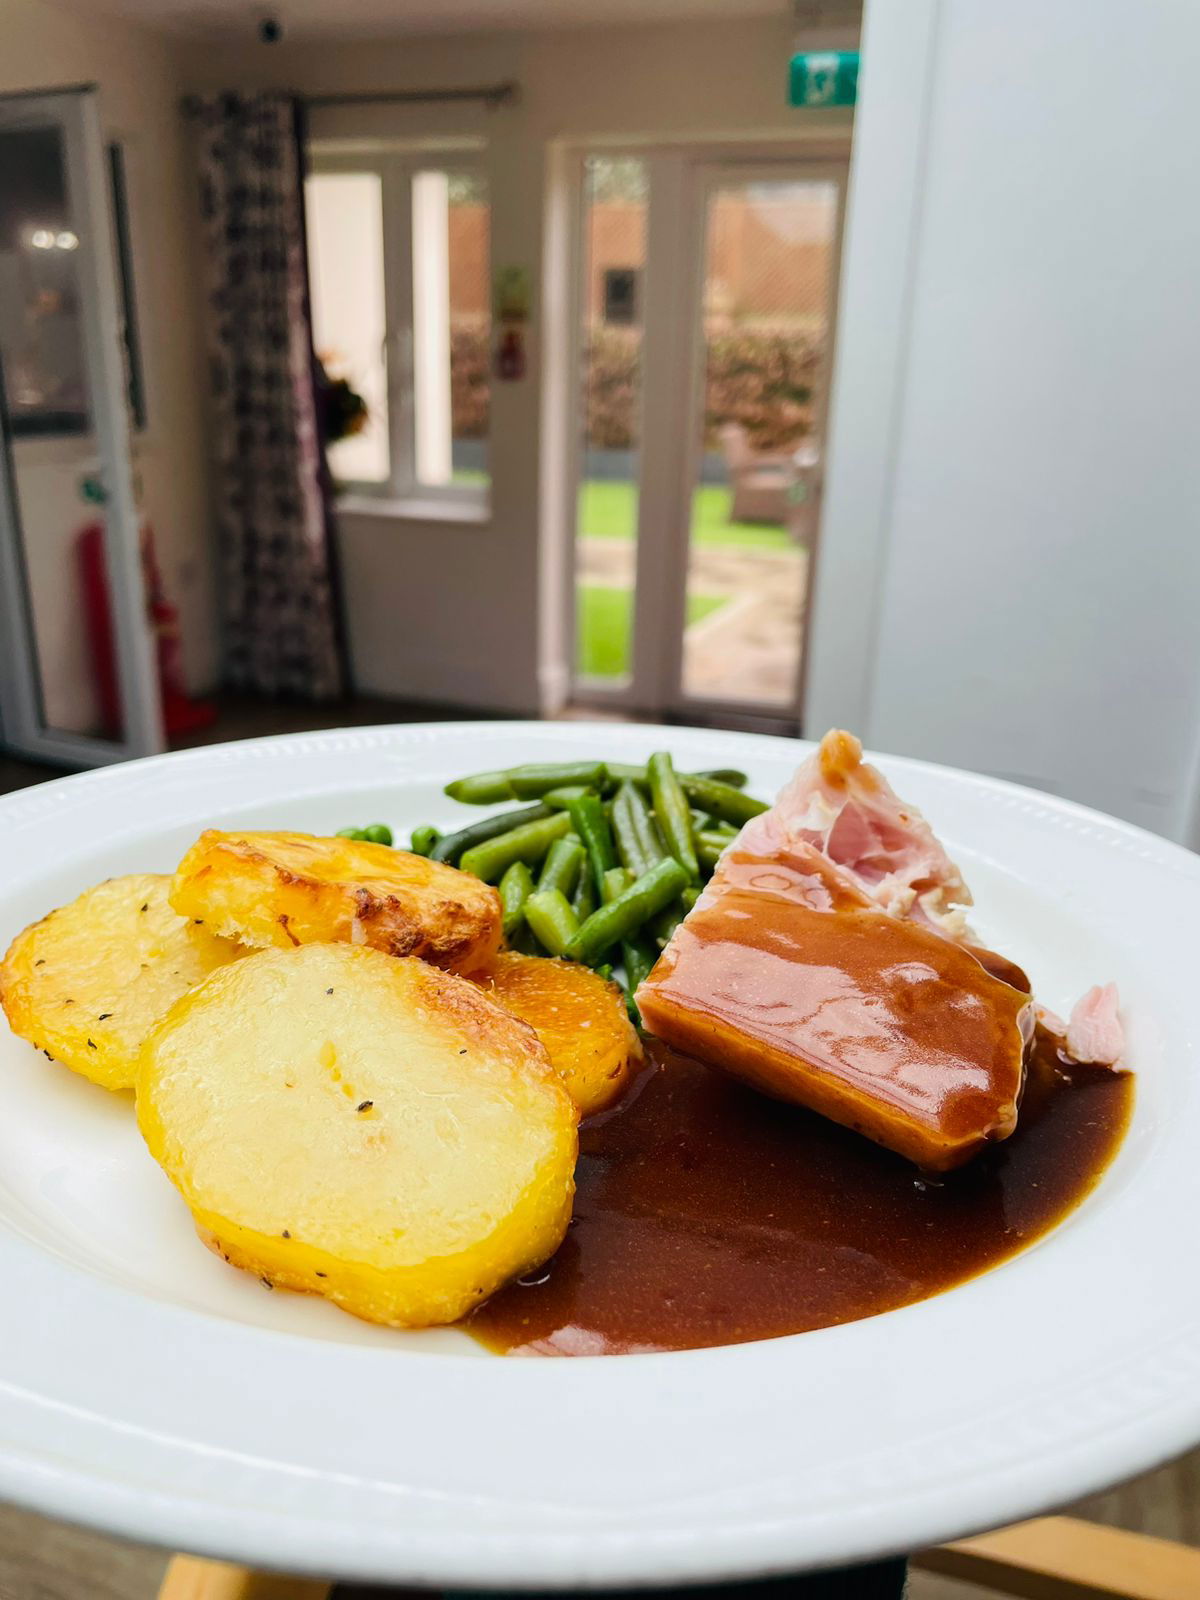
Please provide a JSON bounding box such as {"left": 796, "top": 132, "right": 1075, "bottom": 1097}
{"left": 563, "top": 147, "right": 847, "bottom": 731}
{"left": 0, "top": 87, "right": 161, "bottom": 766}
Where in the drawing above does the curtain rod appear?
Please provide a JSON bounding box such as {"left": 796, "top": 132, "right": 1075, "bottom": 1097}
{"left": 181, "top": 82, "right": 518, "bottom": 114}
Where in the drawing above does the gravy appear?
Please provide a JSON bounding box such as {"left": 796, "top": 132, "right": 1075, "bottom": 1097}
{"left": 472, "top": 1031, "right": 1132, "bottom": 1356}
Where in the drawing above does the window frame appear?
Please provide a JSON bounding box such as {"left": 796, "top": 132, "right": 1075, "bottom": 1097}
{"left": 307, "top": 146, "right": 489, "bottom": 513}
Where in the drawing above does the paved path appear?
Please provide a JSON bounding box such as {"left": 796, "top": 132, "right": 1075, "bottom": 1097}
{"left": 578, "top": 538, "right": 808, "bottom": 706}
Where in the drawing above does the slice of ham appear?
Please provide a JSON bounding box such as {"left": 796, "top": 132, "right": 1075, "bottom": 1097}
{"left": 636, "top": 838, "right": 1033, "bottom": 1171}
{"left": 738, "top": 729, "right": 973, "bottom": 938}
{"left": 733, "top": 730, "right": 1123, "bottom": 1069}
{"left": 1066, "top": 984, "right": 1124, "bottom": 1068}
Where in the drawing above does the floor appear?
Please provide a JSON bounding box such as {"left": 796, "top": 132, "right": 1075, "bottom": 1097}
{"left": 0, "top": 694, "right": 1196, "bottom": 1598}
{"left": 2, "top": 1455, "right": 1198, "bottom": 1600}
{"left": 0, "top": 691, "right": 489, "bottom": 800}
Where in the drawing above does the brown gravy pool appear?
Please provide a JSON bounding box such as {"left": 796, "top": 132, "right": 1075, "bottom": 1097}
{"left": 471, "top": 1033, "right": 1132, "bottom": 1356}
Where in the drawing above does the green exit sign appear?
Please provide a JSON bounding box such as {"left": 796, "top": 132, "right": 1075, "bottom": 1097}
{"left": 790, "top": 49, "right": 859, "bottom": 108}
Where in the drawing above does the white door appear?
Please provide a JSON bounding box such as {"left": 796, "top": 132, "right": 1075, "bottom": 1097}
{"left": 0, "top": 87, "right": 162, "bottom": 766}
{"left": 567, "top": 149, "right": 847, "bottom": 731}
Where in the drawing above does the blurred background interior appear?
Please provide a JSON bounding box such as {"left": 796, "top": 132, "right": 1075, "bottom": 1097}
{"left": 1, "top": 0, "right": 1199, "bottom": 1593}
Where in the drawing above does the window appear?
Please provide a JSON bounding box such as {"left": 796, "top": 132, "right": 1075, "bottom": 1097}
{"left": 305, "top": 148, "right": 490, "bottom": 511}
{"left": 0, "top": 130, "right": 145, "bottom": 437}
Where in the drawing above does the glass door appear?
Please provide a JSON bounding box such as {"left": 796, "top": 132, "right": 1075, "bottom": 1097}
{"left": 562, "top": 150, "right": 846, "bottom": 727}
{"left": 667, "top": 163, "right": 844, "bottom": 724}
{"left": 0, "top": 88, "right": 161, "bottom": 765}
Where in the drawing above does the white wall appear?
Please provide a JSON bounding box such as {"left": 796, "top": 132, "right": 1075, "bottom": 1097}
{"left": 187, "top": 15, "right": 856, "bottom": 714}
{"left": 1, "top": 0, "right": 217, "bottom": 703}
{"left": 808, "top": 0, "right": 1200, "bottom": 842}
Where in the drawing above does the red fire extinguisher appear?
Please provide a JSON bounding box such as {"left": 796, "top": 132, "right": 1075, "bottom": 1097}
{"left": 78, "top": 521, "right": 216, "bottom": 740}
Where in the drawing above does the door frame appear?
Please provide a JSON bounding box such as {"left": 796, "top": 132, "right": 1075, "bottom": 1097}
{"left": 560, "top": 139, "right": 850, "bottom": 728}
{"left": 0, "top": 86, "right": 162, "bottom": 767}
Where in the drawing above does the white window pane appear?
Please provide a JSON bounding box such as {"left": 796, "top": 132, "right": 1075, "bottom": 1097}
{"left": 305, "top": 172, "right": 388, "bottom": 484}
{"left": 414, "top": 166, "right": 490, "bottom": 492}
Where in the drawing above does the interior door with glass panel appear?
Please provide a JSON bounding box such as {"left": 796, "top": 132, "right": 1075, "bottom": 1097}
{"left": 0, "top": 87, "right": 162, "bottom": 765}
{"left": 665, "top": 162, "right": 845, "bottom": 726}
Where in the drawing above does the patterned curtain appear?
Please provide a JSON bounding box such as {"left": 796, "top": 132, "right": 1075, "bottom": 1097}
{"left": 194, "top": 92, "right": 344, "bottom": 700}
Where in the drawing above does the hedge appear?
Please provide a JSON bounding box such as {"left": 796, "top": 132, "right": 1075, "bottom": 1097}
{"left": 451, "top": 321, "right": 824, "bottom": 451}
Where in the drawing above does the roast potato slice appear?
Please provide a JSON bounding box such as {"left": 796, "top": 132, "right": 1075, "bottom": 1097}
{"left": 0, "top": 874, "right": 241, "bottom": 1091}
{"left": 171, "top": 829, "right": 501, "bottom": 974}
{"left": 137, "top": 943, "right": 578, "bottom": 1328}
{"left": 476, "top": 951, "right": 642, "bottom": 1116}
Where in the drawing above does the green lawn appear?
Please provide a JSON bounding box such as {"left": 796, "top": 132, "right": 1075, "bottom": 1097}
{"left": 450, "top": 470, "right": 793, "bottom": 553}
{"left": 579, "top": 479, "right": 792, "bottom": 552}
{"left": 577, "top": 586, "right": 725, "bottom": 679}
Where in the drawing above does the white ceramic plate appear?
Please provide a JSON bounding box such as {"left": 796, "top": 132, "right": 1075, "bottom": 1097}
{"left": 0, "top": 721, "right": 1196, "bottom": 1588}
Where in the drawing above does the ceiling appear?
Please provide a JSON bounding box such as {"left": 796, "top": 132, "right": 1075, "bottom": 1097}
{"left": 66, "top": 0, "right": 821, "bottom": 41}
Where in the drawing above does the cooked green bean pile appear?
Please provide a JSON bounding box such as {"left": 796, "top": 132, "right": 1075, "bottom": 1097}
{"left": 402, "top": 756, "right": 769, "bottom": 1019}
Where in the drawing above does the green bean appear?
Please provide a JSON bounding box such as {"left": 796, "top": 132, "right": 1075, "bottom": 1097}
{"left": 690, "top": 812, "right": 738, "bottom": 838}
{"left": 509, "top": 762, "right": 608, "bottom": 799}
{"left": 649, "top": 899, "right": 684, "bottom": 948}
{"left": 595, "top": 962, "right": 614, "bottom": 983}
{"left": 542, "top": 784, "right": 594, "bottom": 810}
{"left": 620, "top": 943, "right": 654, "bottom": 1025}
{"left": 602, "top": 866, "right": 633, "bottom": 904}
{"left": 681, "top": 885, "right": 701, "bottom": 911}
{"left": 630, "top": 789, "right": 667, "bottom": 865}
{"left": 603, "top": 762, "right": 650, "bottom": 786}
{"left": 444, "top": 761, "right": 608, "bottom": 804}
{"left": 441, "top": 771, "right": 517, "bottom": 806}
{"left": 430, "top": 802, "right": 552, "bottom": 864}
{"left": 603, "top": 762, "right": 748, "bottom": 790}
{"left": 538, "top": 836, "right": 585, "bottom": 898}
{"left": 647, "top": 752, "right": 700, "bottom": 883}
{"left": 408, "top": 825, "right": 440, "bottom": 858}
{"left": 459, "top": 811, "right": 572, "bottom": 883}
{"left": 621, "top": 934, "right": 657, "bottom": 1021}
{"left": 566, "top": 858, "right": 689, "bottom": 966}
{"left": 611, "top": 785, "right": 643, "bottom": 875}
{"left": 600, "top": 863, "right": 648, "bottom": 1016}
{"left": 524, "top": 889, "right": 580, "bottom": 959}
{"left": 572, "top": 869, "right": 597, "bottom": 923}
{"left": 566, "top": 792, "right": 618, "bottom": 893}
{"left": 697, "top": 829, "right": 733, "bottom": 871}
{"left": 612, "top": 781, "right": 666, "bottom": 880}
{"left": 498, "top": 860, "right": 535, "bottom": 937}
{"left": 680, "top": 774, "right": 768, "bottom": 827}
